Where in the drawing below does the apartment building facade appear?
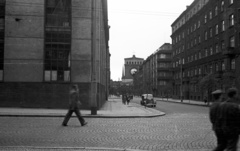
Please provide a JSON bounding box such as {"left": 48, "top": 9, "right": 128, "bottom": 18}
{"left": 0, "top": 0, "right": 110, "bottom": 109}
{"left": 142, "top": 43, "right": 172, "bottom": 97}
{"left": 171, "top": 0, "right": 240, "bottom": 101}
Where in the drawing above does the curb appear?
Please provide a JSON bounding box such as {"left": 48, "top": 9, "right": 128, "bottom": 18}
{"left": 0, "top": 146, "right": 150, "bottom": 151}
{"left": 0, "top": 105, "right": 165, "bottom": 118}
{"left": 0, "top": 113, "right": 165, "bottom": 118}
{"left": 156, "top": 99, "right": 210, "bottom": 107}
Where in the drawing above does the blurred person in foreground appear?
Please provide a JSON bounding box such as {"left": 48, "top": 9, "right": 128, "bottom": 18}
{"left": 209, "top": 88, "right": 240, "bottom": 151}
{"left": 62, "top": 85, "right": 87, "bottom": 127}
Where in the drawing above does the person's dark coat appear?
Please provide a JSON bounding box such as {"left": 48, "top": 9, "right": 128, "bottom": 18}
{"left": 210, "top": 101, "right": 240, "bottom": 134}
{"left": 69, "top": 89, "right": 81, "bottom": 110}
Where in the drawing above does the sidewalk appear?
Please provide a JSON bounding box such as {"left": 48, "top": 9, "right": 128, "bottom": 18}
{"left": 0, "top": 97, "right": 165, "bottom": 118}
{"left": 155, "top": 97, "right": 211, "bottom": 106}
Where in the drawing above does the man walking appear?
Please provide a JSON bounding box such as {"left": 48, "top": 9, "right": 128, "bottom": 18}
{"left": 209, "top": 88, "right": 240, "bottom": 151}
{"left": 62, "top": 85, "right": 87, "bottom": 126}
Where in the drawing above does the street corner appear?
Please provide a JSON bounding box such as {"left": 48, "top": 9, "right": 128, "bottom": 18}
{"left": 129, "top": 103, "right": 166, "bottom": 117}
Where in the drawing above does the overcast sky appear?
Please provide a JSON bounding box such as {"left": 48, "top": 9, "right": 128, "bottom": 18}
{"left": 108, "top": 0, "right": 194, "bottom": 81}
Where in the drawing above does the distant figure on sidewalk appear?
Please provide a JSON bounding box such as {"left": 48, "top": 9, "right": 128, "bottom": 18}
{"left": 122, "top": 94, "right": 126, "bottom": 105}
{"left": 226, "top": 87, "right": 240, "bottom": 104}
{"left": 62, "top": 85, "right": 87, "bottom": 127}
{"left": 126, "top": 95, "right": 131, "bottom": 105}
{"left": 209, "top": 88, "right": 240, "bottom": 151}
{"left": 203, "top": 96, "right": 208, "bottom": 104}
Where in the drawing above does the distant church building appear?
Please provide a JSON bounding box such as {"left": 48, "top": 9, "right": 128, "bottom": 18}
{"left": 122, "top": 55, "right": 144, "bottom": 85}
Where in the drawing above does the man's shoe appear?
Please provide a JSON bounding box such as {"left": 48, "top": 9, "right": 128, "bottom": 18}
{"left": 82, "top": 122, "right": 88, "bottom": 126}
{"left": 62, "top": 124, "right": 67, "bottom": 126}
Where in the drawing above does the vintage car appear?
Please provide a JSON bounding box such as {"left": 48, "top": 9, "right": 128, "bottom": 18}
{"left": 140, "top": 94, "right": 156, "bottom": 107}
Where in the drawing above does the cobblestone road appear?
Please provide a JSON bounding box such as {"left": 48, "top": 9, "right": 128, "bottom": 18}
{"left": 0, "top": 112, "right": 216, "bottom": 151}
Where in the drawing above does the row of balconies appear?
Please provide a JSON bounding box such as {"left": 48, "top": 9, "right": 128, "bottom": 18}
{"left": 173, "top": 70, "right": 236, "bottom": 83}
{"left": 173, "top": 46, "right": 239, "bottom": 69}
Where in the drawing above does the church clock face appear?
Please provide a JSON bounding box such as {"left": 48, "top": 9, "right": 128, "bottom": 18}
{"left": 130, "top": 68, "right": 137, "bottom": 75}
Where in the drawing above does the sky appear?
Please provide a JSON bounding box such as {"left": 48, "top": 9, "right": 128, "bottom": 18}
{"left": 108, "top": 0, "right": 194, "bottom": 81}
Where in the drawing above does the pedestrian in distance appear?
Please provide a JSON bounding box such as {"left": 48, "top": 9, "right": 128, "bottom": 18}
{"left": 209, "top": 88, "right": 240, "bottom": 151}
{"left": 226, "top": 87, "right": 240, "bottom": 104}
{"left": 62, "top": 84, "right": 87, "bottom": 127}
{"left": 122, "top": 94, "right": 126, "bottom": 105}
{"left": 125, "top": 95, "right": 129, "bottom": 105}
{"left": 203, "top": 96, "right": 208, "bottom": 104}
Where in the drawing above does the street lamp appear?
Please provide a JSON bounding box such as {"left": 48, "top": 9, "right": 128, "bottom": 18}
{"left": 180, "top": 59, "right": 183, "bottom": 102}
{"left": 176, "top": 57, "right": 183, "bottom": 102}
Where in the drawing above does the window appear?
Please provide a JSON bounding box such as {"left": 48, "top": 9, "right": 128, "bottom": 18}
{"left": 209, "top": 65, "right": 213, "bottom": 73}
{"left": 198, "top": 20, "right": 201, "bottom": 28}
{"left": 199, "top": 52, "right": 202, "bottom": 59}
{"left": 44, "top": 0, "right": 71, "bottom": 82}
{"left": 229, "top": 0, "right": 233, "bottom": 5}
{"left": 221, "top": 41, "right": 225, "bottom": 51}
{"left": 215, "top": 43, "right": 219, "bottom": 53}
{"left": 215, "top": 6, "right": 218, "bottom": 16}
{"left": 229, "top": 14, "right": 234, "bottom": 26}
{"left": 210, "top": 28, "right": 213, "bottom": 37}
{"left": 205, "top": 31, "right": 208, "bottom": 40}
{"left": 229, "top": 36, "right": 235, "bottom": 47}
{"left": 215, "top": 24, "right": 219, "bottom": 35}
{"left": 231, "top": 59, "right": 235, "bottom": 70}
{"left": 216, "top": 63, "right": 219, "bottom": 71}
{"left": 221, "top": 0, "right": 224, "bottom": 12}
{"left": 222, "top": 20, "right": 225, "bottom": 31}
{"left": 222, "top": 62, "right": 225, "bottom": 71}
{"left": 210, "top": 47, "right": 213, "bottom": 55}
{"left": 204, "top": 14, "right": 207, "bottom": 23}
{"left": 199, "top": 35, "right": 201, "bottom": 43}
{"left": 159, "top": 81, "right": 167, "bottom": 86}
{"left": 209, "top": 11, "right": 212, "bottom": 20}
{"left": 205, "top": 48, "right": 208, "bottom": 57}
{"left": 159, "top": 54, "right": 167, "bottom": 59}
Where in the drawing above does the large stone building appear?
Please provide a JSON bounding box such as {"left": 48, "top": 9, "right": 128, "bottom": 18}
{"left": 122, "top": 55, "right": 144, "bottom": 85}
{"left": 171, "top": 0, "right": 240, "bottom": 101}
{"left": 0, "top": 0, "right": 110, "bottom": 109}
{"left": 141, "top": 43, "right": 172, "bottom": 97}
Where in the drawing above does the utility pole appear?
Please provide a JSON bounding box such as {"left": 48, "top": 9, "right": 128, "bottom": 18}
{"left": 180, "top": 58, "right": 183, "bottom": 102}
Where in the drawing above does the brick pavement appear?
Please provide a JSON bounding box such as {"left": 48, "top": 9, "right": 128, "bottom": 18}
{"left": 0, "top": 97, "right": 222, "bottom": 151}
{"left": 0, "top": 113, "right": 216, "bottom": 151}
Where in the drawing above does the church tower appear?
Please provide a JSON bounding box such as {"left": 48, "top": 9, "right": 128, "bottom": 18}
{"left": 122, "top": 55, "right": 144, "bottom": 85}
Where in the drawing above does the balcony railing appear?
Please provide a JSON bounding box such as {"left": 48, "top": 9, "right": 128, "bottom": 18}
{"left": 222, "top": 70, "right": 235, "bottom": 78}
{"left": 157, "top": 76, "right": 172, "bottom": 80}
{"left": 222, "top": 47, "right": 240, "bottom": 57}
{"left": 157, "top": 67, "right": 172, "bottom": 71}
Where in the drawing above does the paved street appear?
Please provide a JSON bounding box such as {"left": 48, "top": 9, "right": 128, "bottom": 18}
{"left": 0, "top": 115, "right": 214, "bottom": 151}
{"left": 0, "top": 97, "right": 222, "bottom": 151}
